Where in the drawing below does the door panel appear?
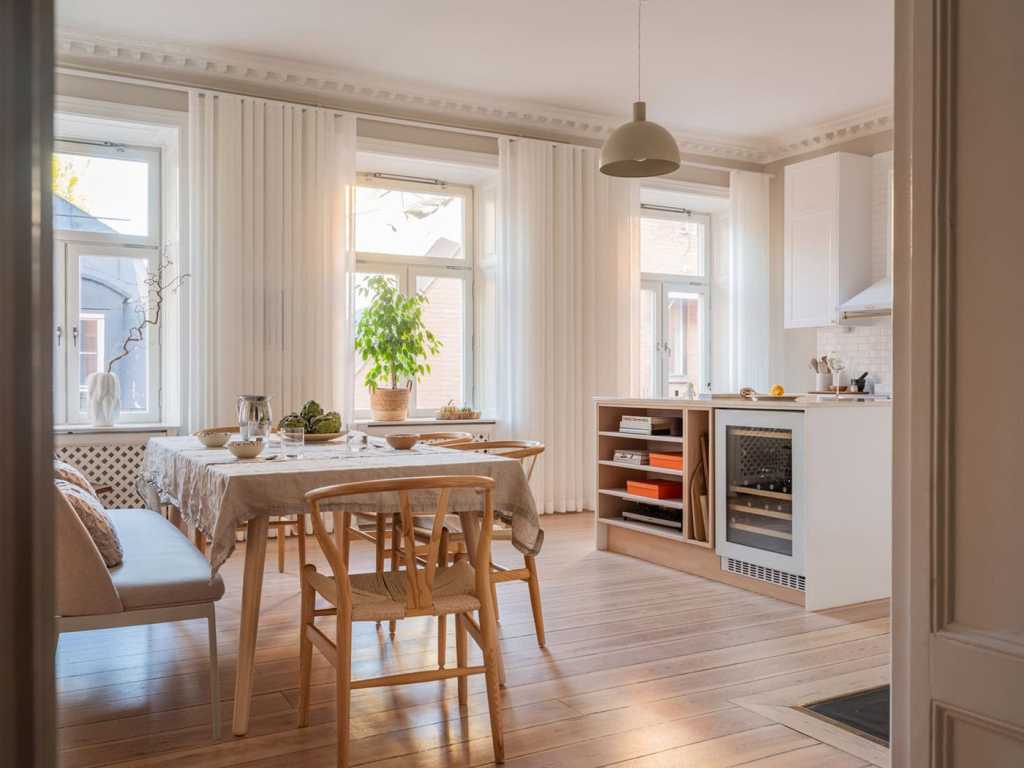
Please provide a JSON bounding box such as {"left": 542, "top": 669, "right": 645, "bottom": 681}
{"left": 788, "top": 211, "right": 833, "bottom": 327}
{"left": 895, "top": 0, "right": 1024, "bottom": 765}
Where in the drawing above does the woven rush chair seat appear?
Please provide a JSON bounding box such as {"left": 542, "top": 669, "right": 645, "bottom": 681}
{"left": 304, "top": 558, "right": 481, "bottom": 621}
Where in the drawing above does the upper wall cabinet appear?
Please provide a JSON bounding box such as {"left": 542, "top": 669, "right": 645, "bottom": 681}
{"left": 784, "top": 152, "right": 872, "bottom": 328}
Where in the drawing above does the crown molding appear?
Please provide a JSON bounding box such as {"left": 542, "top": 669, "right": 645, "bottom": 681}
{"left": 762, "top": 105, "right": 894, "bottom": 162}
{"left": 56, "top": 28, "right": 892, "bottom": 167}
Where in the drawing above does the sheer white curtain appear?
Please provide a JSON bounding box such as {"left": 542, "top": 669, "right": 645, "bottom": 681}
{"left": 188, "top": 92, "right": 356, "bottom": 430}
{"left": 497, "top": 138, "right": 639, "bottom": 513}
{"left": 726, "top": 170, "right": 771, "bottom": 392}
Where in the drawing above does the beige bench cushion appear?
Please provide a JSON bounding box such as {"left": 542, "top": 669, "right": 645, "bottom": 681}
{"left": 108, "top": 509, "right": 225, "bottom": 610}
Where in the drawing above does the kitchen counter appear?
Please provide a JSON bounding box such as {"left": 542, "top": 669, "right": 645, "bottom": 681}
{"left": 593, "top": 396, "right": 891, "bottom": 610}
{"left": 595, "top": 395, "right": 892, "bottom": 410}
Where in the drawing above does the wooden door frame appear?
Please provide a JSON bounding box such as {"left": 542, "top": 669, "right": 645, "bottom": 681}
{"left": 894, "top": 1, "right": 1024, "bottom": 765}
{"left": 0, "top": 0, "right": 57, "bottom": 766}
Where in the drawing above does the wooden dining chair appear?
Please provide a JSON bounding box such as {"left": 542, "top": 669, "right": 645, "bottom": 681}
{"left": 343, "top": 430, "right": 475, "bottom": 612}
{"left": 415, "top": 431, "right": 474, "bottom": 446}
{"left": 192, "top": 426, "right": 306, "bottom": 573}
{"left": 297, "top": 475, "right": 505, "bottom": 767}
{"left": 409, "top": 440, "right": 546, "bottom": 668}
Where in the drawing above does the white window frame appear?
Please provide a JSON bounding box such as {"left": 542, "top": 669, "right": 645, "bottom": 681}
{"left": 56, "top": 242, "right": 163, "bottom": 425}
{"left": 52, "top": 139, "right": 161, "bottom": 248}
{"left": 353, "top": 174, "right": 475, "bottom": 418}
{"left": 640, "top": 207, "right": 713, "bottom": 394}
{"left": 53, "top": 137, "right": 163, "bottom": 425}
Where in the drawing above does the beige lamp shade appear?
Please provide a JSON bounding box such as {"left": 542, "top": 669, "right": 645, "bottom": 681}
{"left": 600, "top": 101, "right": 681, "bottom": 178}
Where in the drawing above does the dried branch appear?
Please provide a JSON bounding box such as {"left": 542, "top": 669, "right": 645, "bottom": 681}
{"left": 106, "top": 253, "right": 189, "bottom": 374}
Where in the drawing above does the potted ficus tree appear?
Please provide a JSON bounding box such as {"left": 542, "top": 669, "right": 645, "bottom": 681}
{"left": 354, "top": 275, "right": 442, "bottom": 421}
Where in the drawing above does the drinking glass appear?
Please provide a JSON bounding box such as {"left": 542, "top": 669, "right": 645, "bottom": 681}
{"left": 347, "top": 430, "right": 367, "bottom": 454}
{"left": 280, "top": 426, "right": 305, "bottom": 459}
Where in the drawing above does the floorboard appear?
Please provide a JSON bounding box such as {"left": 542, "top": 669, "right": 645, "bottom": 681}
{"left": 56, "top": 513, "right": 890, "bottom": 767}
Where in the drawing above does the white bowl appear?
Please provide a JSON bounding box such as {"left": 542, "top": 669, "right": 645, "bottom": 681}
{"left": 227, "top": 440, "right": 264, "bottom": 459}
{"left": 196, "top": 431, "right": 232, "bottom": 448}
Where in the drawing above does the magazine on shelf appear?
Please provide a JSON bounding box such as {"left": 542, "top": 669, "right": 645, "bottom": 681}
{"left": 612, "top": 449, "right": 650, "bottom": 465}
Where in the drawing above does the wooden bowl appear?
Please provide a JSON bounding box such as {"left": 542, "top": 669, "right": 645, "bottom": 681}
{"left": 227, "top": 440, "right": 264, "bottom": 459}
{"left": 196, "top": 430, "right": 232, "bottom": 448}
{"left": 385, "top": 433, "right": 419, "bottom": 450}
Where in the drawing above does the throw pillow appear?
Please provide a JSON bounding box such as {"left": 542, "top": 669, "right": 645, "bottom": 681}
{"left": 56, "top": 479, "right": 123, "bottom": 567}
{"left": 54, "top": 459, "right": 98, "bottom": 497}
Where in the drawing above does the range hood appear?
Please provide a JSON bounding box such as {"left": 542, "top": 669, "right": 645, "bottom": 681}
{"left": 838, "top": 275, "right": 892, "bottom": 322}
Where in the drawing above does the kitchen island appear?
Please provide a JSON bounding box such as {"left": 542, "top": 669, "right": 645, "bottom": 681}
{"left": 594, "top": 396, "right": 891, "bottom": 610}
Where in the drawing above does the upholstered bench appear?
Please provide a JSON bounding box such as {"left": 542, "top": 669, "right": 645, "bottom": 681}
{"left": 54, "top": 491, "right": 225, "bottom": 737}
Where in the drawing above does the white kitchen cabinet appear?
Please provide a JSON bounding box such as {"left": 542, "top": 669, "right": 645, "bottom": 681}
{"left": 784, "top": 152, "right": 872, "bottom": 328}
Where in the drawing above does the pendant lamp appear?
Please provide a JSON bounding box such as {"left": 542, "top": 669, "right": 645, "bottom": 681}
{"left": 600, "top": 0, "right": 680, "bottom": 178}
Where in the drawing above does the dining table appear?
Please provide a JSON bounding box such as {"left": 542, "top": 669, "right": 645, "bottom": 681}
{"left": 141, "top": 434, "right": 540, "bottom": 736}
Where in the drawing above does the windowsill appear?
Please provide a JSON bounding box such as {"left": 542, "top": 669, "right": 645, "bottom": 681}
{"left": 53, "top": 422, "right": 181, "bottom": 435}
{"left": 354, "top": 417, "right": 497, "bottom": 427}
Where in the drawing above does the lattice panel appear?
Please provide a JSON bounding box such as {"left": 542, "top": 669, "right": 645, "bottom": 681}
{"left": 56, "top": 442, "right": 147, "bottom": 508}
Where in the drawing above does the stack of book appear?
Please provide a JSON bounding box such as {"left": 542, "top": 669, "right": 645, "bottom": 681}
{"left": 619, "top": 415, "right": 676, "bottom": 435}
{"left": 612, "top": 449, "right": 649, "bottom": 465}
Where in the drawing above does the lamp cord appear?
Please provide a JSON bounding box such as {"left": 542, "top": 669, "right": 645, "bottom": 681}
{"left": 637, "top": 0, "right": 643, "bottom": 102}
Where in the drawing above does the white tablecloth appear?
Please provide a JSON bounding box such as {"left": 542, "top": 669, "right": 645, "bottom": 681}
{"left": 141, "top": 436, "right": 541, "bottom": 571}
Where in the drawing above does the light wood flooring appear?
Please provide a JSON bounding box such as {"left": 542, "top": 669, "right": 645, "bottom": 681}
{"left": 56, "top": 513, "right": 890, "bottom": 767}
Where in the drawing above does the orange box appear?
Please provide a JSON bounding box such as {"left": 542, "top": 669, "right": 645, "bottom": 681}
{"left": 649, "top": 452, "right": 684, "bottom": 471}
{"left": 626, "top": 479, "right": 683, "bottom": 500}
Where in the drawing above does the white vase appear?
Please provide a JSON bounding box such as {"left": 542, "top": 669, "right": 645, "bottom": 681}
{"left": 87, "top": 371, "right": 121, "bottom": 427}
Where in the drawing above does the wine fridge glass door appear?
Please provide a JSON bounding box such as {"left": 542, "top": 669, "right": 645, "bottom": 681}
{"left": 715, "top": 409, "right": 805, "bottom": 574}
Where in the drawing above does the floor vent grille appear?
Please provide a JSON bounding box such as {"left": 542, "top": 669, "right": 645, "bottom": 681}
{"left": 726, "top": 558, "right": 806, "bottom": 592}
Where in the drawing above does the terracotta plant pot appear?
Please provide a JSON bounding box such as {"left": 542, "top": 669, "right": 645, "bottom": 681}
{"left": 370, "top": 387, "right": 411, "bottom": 421}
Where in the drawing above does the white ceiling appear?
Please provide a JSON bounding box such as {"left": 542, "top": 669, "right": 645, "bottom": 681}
{"left": 57, "top": 0, "right": 893, "bottom": 145}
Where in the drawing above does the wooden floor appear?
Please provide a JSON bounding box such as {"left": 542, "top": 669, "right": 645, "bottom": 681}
{"left": 56, "top": 513, "right": 890, "bottom": 767}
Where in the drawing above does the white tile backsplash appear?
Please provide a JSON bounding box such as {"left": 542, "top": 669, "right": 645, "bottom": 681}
{"left": 816, "top": 151, "right": 893, "bottom": 395}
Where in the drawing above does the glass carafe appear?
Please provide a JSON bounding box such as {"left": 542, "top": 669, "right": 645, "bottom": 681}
{"left": 237, "top": 395, "right": 273, "bottom": 442}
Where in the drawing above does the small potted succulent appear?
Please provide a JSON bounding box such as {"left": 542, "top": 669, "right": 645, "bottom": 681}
{"left": 353, "top": 275, "right": 441, "bottom": 421}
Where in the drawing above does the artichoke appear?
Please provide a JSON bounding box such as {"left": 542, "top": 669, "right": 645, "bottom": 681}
{"left": 300, "top": 399, "right": 323, "bottom": 427}
{"left": 310, "top": 411, "right": 341, "bottom": 434}
{"left": 278, "top": 412, "right": 305, "bottom": 430}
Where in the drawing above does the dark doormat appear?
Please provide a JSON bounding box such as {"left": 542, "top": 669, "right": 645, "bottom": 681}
{"left": 803, "top": 685, "right": 890, "bottom": 746}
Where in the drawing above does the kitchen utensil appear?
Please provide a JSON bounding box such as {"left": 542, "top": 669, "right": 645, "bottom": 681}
{"left": 809, "top": 358, "right": 820, "bottom": 373}
{"left": 237, "top": 395, "right": 272, "bottom": 441}
{"left": 227, "top": 439, "right": 264, "bottom": 459}
{"left": 699, "top": 434, "right": 711, "bottom": 539}
{"left": 385, "top": 433, "right": 419, "bottom": 450}
{"left": 852, "top": 372, "right": 869, "bottom": 393}
{"left": 820, "top": 355, "right": 831, "bottom": 374}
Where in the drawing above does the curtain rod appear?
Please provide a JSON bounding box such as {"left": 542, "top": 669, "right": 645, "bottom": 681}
{"left": 58, "top": 66, "right": 754, "bottom": 175}
{"left": 641, "top": 203, "right": 695, "bottom": 216}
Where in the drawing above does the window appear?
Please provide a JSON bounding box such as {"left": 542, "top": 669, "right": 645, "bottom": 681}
{"left": 639, "top": 206, "right": 711, "bottom": 396}
{"left": 53, "top": 138, "right": 163, "bottom": 424}
{"left": 352, "top": 174, "right": 474, "bottom": 418}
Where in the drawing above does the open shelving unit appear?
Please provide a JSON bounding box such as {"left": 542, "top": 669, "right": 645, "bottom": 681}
{"left": 594, "top": 401, "right": 713, "bottom": 549}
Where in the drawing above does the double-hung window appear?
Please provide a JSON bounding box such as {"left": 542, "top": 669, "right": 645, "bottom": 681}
{"left": 352, "top": 173, "right": 474, "bottom": 418}
{"left": 52, "top": 139, "right": 162, "bottom": 424}
{"left": 638, "top": 205, "right": 711, "bottom": 397}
